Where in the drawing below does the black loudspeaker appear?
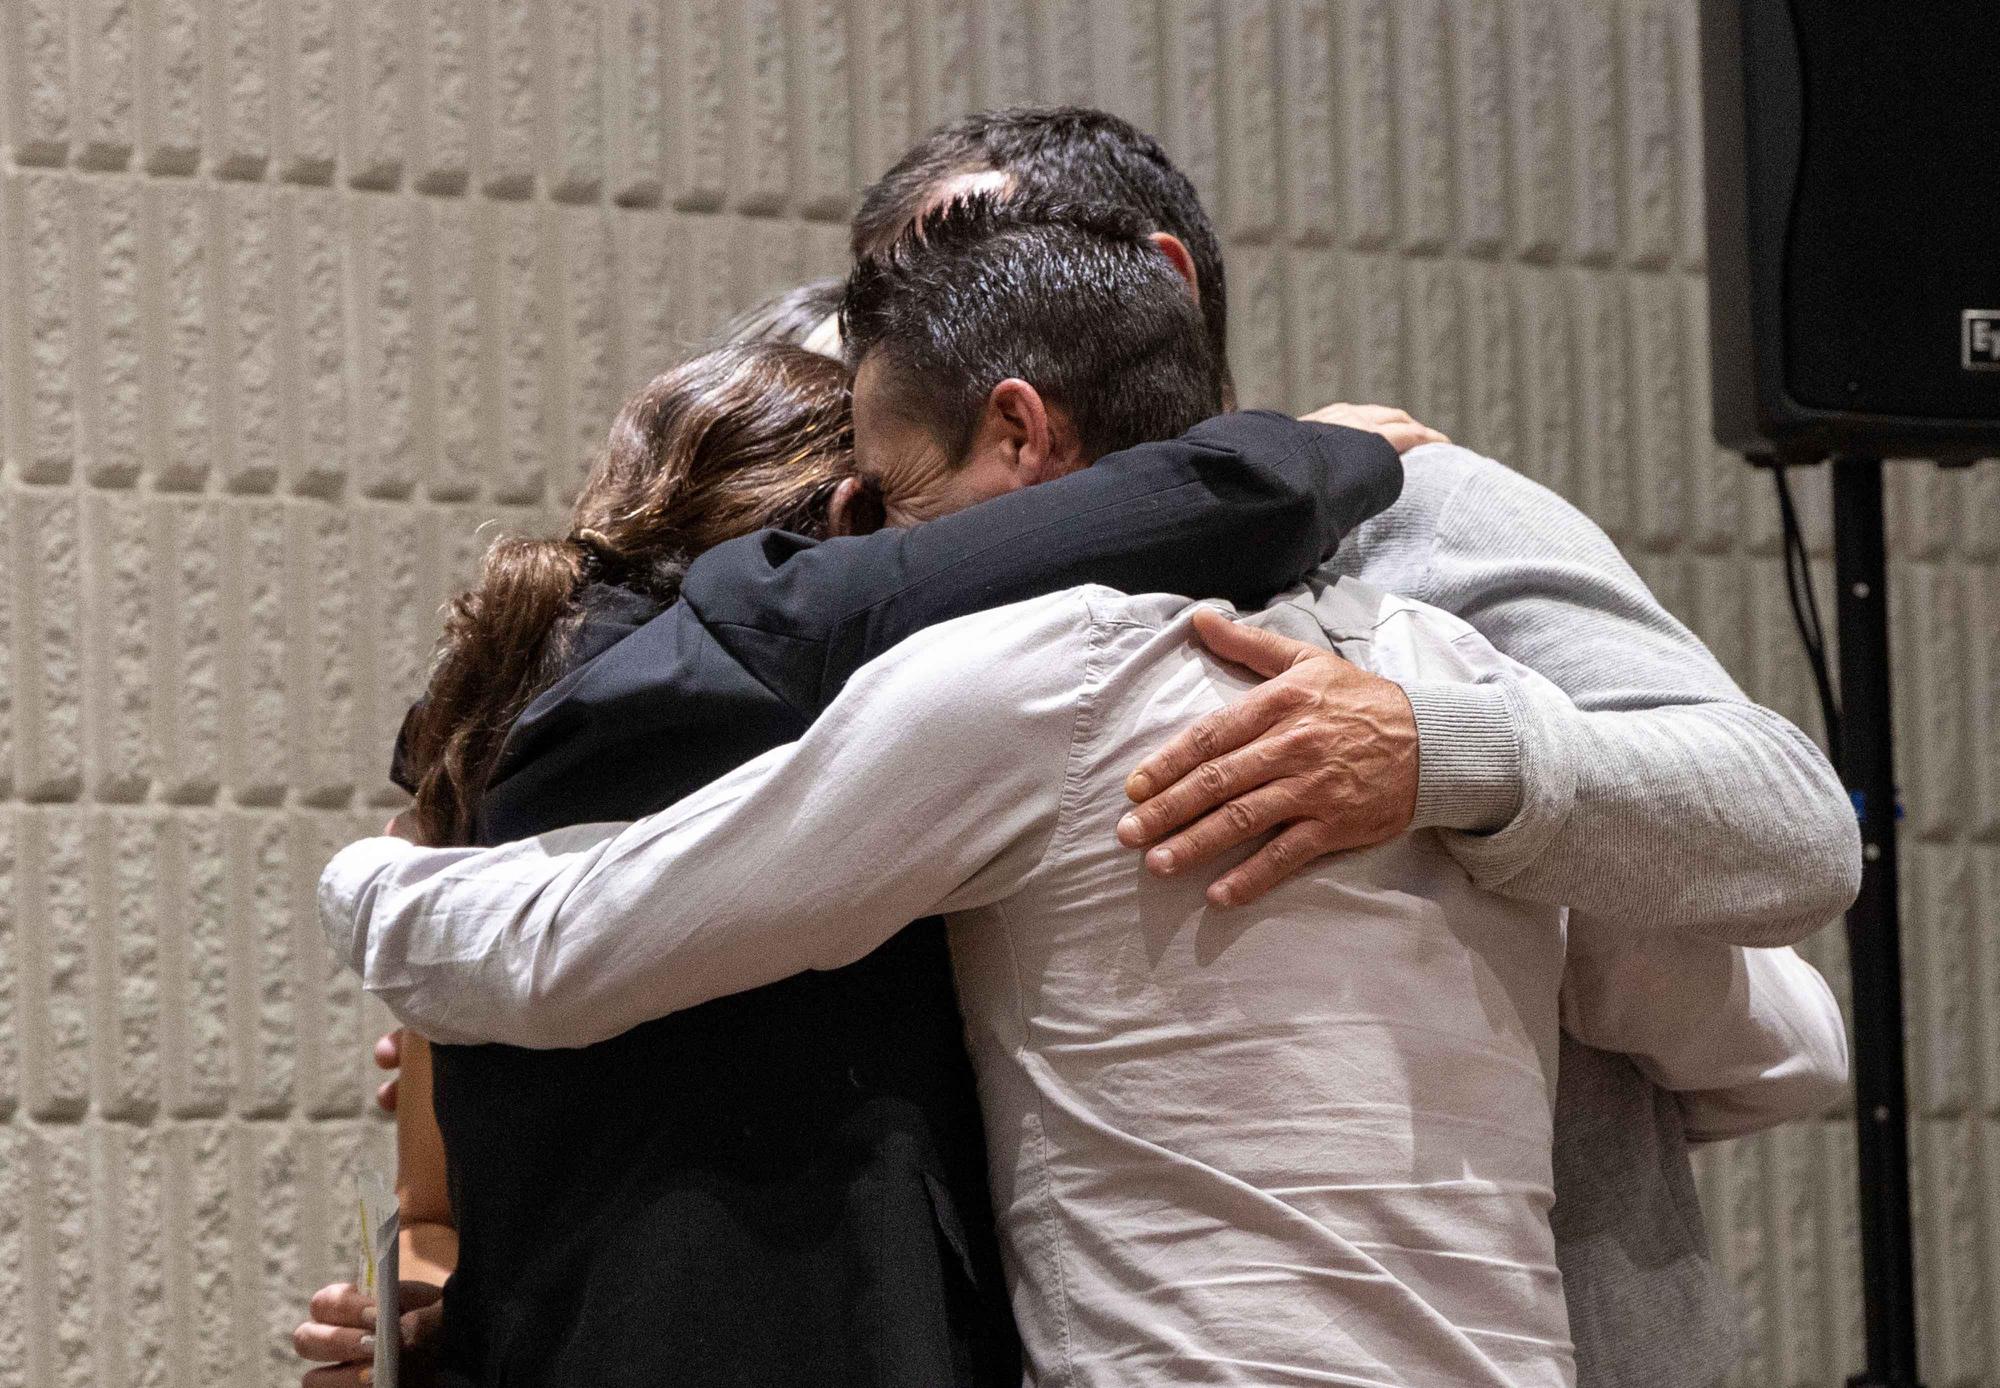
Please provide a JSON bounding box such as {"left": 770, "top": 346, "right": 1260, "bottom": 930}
{"left": 1699, "top": 0, "right": 2000, "bottom": 462}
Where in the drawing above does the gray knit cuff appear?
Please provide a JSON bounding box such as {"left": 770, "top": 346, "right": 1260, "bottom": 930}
{"left": 1402, "top": 681, "right": 1524, "bottom": 833}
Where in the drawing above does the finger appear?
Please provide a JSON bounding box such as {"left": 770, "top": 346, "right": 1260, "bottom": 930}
{"left": 301, "top": 1367, "right": 368, "bottom": 1388}
{"left": 1298, "top": 401, "right": 1353, "bottom": 423}
{"left": 1352, "top": 406, "right": 1442, "bottom": 436}
{"left": 373, "top": 1030, "right": 402, "bottom": 1069}
{"left": 1378, "top": 425, "right": 1417, "bottom": 455}
{"left": 404, "top": 1297, "right": 447, "bottom": 1348}
{"left": 1140, "top": 783, "right": 1304, "bottom": 877}
{"left": 375, "top": 1076, "right": 399, "bottom": 1114}
{"left": 401, "top": 1302, "right": 444, "bottom": 1348}
{"left": 1117, "top": 736, "right": 1302, "bottom": 846}
{"left": 294, "top": 1321, "right": 374, "bottom": 1363}
{"left": 308, "top": 1284, "right": 376, "bottom": 1329}
{"left": 1380, "top": 423, "right": 1448, "bottom": 455}
{"left": 396, "top": 1280, "right": 446, "bottom": 1308}
{"left": 1124, "top": 684, "right": 1293, "bottom": 806}
{"left": 1206, "top": 820, "right": 1345, "bottom": 909}
{"left": 1325, "top": 404, "right": 1401, "bottom": 424}
{"left": 1189, "top": 607, "right": 1324, "bottom": 678}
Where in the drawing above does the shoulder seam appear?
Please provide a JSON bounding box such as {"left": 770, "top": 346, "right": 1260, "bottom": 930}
{"left": 1038, "top": 599, "right": 1110, "bottom": 888}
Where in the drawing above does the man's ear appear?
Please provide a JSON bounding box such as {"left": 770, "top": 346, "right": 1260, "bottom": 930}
{"left": 983, "top": 379, "right": 1068, "bottom": 485}
{"left": 826, "top": 477, "right": 884, "bottom": 537}
{"left": 1148, "top": 232, "right": 1199, "bottom": 302}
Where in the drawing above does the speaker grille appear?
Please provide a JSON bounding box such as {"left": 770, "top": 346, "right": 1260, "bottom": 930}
{"left": 1782, "top": 1, "right": 2000, "bottom": 420}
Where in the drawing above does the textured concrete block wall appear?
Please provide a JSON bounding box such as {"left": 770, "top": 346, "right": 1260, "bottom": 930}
{"left": 0, "top": 1, "right": 1994, "bottom": 1384}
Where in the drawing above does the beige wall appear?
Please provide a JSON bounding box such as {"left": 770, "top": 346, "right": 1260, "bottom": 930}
{"left": 2, "top": 1, "right": 1996, "bottom": 1384}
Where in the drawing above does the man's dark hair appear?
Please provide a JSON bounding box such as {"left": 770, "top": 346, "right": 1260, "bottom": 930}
{"left": 851, "top": 106, "right": 1230, "bottom": 385}
{"left": 841, "top": 194, "right": 1219, "bottom": 465}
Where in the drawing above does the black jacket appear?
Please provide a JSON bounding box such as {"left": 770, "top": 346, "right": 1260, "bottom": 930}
{"left": 421, "top": 412, "right": 1401, "bottom": 1387}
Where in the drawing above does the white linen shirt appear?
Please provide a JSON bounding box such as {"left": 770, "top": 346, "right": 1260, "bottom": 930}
{"left": 322, "top": 579, "right": 1847, "bottom": 1388}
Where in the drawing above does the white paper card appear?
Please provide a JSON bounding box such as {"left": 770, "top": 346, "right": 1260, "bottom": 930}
{"left": 357, "top": 1175, "right": 401, "bottom": 1388}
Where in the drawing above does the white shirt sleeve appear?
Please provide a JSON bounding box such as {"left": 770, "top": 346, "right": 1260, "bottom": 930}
{"left": 1559, "top": 912, "right": 1850, "bottom": 1142}
{"left": 319, "top": 593, "right": 1093, "bottom": 1048}
{"left": 1375, "top": 591, "right": 1851, "bottom": 1142}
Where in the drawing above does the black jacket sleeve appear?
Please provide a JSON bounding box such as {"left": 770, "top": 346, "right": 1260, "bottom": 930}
{"left": 678, "top": 411, "right": 1402, "bottom": 716}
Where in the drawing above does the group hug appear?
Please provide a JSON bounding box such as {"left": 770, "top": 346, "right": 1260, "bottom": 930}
{"left": 296, "top": 106, "right": 1857, "bottom": 1388}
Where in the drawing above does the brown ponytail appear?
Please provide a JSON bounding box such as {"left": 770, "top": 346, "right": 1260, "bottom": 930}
{"left": 402, "top": 343, "right": 853, "bottom": 845}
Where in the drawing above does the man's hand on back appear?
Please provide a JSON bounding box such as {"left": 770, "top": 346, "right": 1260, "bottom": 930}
{"left": 1115, "top": 608, "right": 1419, "bottom": 907}
{"left": 1300, "top": 403, "right": 1448, "bottom": 455}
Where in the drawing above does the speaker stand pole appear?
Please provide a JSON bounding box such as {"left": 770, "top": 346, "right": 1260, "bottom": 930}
{"left": 1832, "top": 454, "right": 1924, "bottom": 1388}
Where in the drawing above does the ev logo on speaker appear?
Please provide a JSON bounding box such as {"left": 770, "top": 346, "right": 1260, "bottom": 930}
{"left": 1965, "top": 311, "right": 2000, "bottom": 370}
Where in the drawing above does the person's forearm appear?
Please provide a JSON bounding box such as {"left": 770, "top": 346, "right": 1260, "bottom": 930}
{"left": 322, "top": 807, "right": 897, "bottom": 1048}
{"left": 839, "top": 413, "right": 1404, "bottom": 652}
{"left": 399, "top": 1220, "right": 457, "bottom": 1288}
{"left": 321, "top": 760, "right": 1027, "bottom": 1049}
{"left": 322, "top": 597, "right": 1083, "bottom": 1047}
{"left": 686, "top": 412, "right": 1400, "bottom": 713}
{"left": 1418, "top": 675, "right": 1861, "bottom": 946}
{"left": 1408, "top": 449, "right": 1861, "bottom": 947}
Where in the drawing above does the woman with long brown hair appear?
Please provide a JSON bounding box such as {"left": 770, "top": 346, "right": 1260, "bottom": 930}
{"left": 294, "top": 332, "right": 858, "bottom": 1385}
{"left": 401, "top": 339, "right": 856, "bottom": 848}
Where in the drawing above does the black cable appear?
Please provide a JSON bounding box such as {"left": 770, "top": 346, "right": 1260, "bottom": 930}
{"left": 1771, "top": 457, "right": 1843, "bottom": 767}
{"left": 1775, "top": 462, "right": 1841, "bottom": 756}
